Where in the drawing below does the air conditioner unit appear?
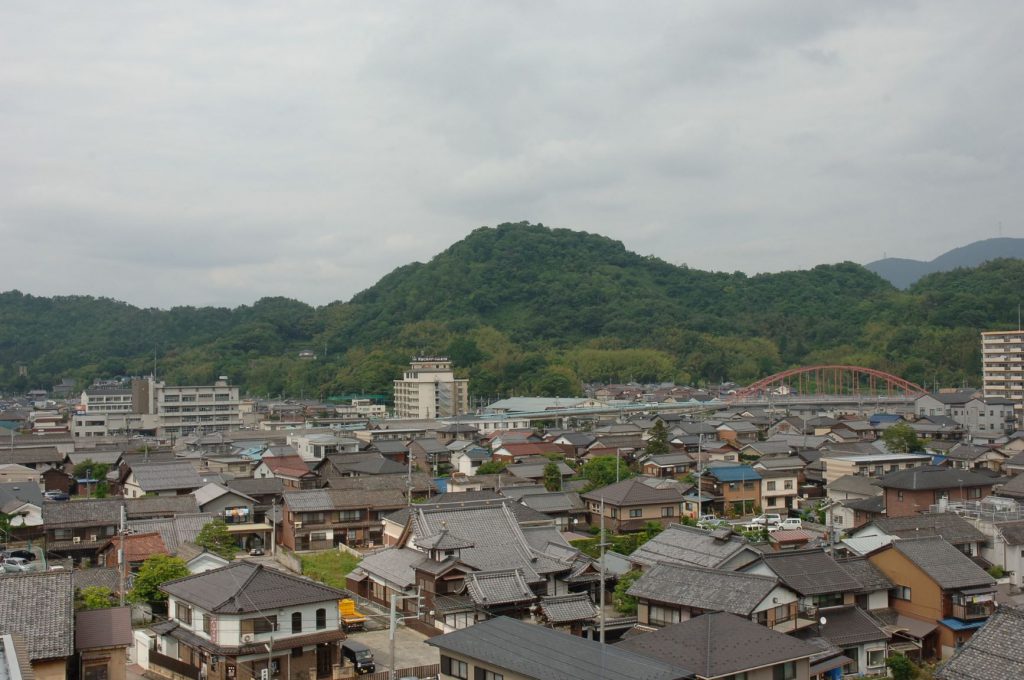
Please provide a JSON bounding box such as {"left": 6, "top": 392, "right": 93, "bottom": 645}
{"left": 241, "top": 633, "right": 255, "bottom": 643}
{"left": 294, "top": 522, "right": 302, "bottom": 529}
{"left": 72, "top": 536, "right": 81, "bottom": 544}
{"left": 90, "top": 535, "right": 98, "bottom": 542}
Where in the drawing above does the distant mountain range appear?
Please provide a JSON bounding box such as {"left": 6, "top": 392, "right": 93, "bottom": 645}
{"left": 866, "top": 237, "right": 1024, "bottom": 289}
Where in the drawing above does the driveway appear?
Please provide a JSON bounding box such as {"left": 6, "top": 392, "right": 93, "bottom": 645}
{"left": 345, "top": 624, "right": 439, "bottom": 672}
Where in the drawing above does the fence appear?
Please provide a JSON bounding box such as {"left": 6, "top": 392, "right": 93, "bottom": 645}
{"left": 150, "top": 650, "right": 198, "bottom": 679}
{"left": 363, "top": 664, "right": 440, "bottom": 680}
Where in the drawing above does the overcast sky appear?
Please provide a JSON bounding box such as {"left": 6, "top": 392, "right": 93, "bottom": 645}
{"left": 1, "top": 1, "right": 1022, "bottom": 308}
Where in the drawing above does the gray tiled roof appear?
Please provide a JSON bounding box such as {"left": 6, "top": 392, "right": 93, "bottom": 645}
{"left": 42, "top": 498, "right": 123, "bottom": 527}
{"left": 284, "top": 487, "right": 407, "bottom": 511}
{"left": 0, "top": 571, "right": 74, "bottom": 661}
{"left": 161, "top": 561, "right": 344, "bottom": 612}
{"left": 892, "top": 536, "right": 995, "bottom": 590}
{"left": 617, "top": 612, "right": 817, "bottom": 678}
{"left": 629, "top": 524, "right": 754, "bottom": 570}
{"left": 126, "top": 494, "right": 200, "bottom": 517}
{"left": 834, "top": 556, "right": 894, "bottom": 593}
{"left": 73, "top": 567, "right": 121, "bottom": 592}
{"left": 628, "top": 563, "right": 777, "bottom": 617}
{"left": 827, "top": 474, "right": 883, "bottom": 497}
{"left": 426, "top": 615, "right": 694, "bottom": 680}
{"left": 935, "top": 604, "right": 1024, "bottom": 679}
{"left": 354, "top": 548, "right": 424, "bottom": 588}
{"left": 755, "top": 550, "right": 862, "bottom": 596}
{"left": 539, "top": 593, "right": 597, "bottom": 623}
{"left": 226, "top": 476, "right": 284, "bottom": 496}
{"left": 128, "top": 513, "right": 215, "bottom": 553}
{"left": 519, "top": 492, "right": 585, "bottom": 514}
{"left": 871, "top": 513, "right": 986, "bottom": 545}
{"left": 996, "top": 520, "right": 1024, "bottom": 546}
{"left": 816, "top": 605, "right": 889, "bottom": 646}
{"left": 875, "top": 466, "right": 994, "bottom": 491}
{"left": 130, "top": 461, "right": 204, "bottom": 492}
{"left": 581, "top": 477, "right": 683, "bottom": 506}
{"left": 465, "top": 569, "right": 535, "bottom": 605}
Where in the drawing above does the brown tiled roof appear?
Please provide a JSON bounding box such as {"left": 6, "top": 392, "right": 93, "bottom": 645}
{"left": 581, "top": 477, "right": 683, "bottom": 506}
{"left": 106, "top": 532, "right": 169, "bottom": 563}
{"left": 75, "top": 606, "right": 132, "bottom": 650}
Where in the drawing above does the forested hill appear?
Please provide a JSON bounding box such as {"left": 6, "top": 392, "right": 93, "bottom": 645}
{"left": 2, "top": 222, "right": 1023, "bottom": 399}
{"left": 865, "top": 237, "right": 1024, "bottom": 289}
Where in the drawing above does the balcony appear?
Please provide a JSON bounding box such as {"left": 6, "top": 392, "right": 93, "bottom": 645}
{"left": 951, "top": 601, "right": 993, "bottom": 621}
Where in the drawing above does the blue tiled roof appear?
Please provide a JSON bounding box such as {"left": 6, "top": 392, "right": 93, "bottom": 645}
{"left": 708, "top": 466, "right": 762, "bottom": 482}
{"left": 939, "top": 617, "right": 987, "bottom": 631}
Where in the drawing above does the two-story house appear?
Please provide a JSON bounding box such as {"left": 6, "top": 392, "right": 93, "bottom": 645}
{"left": 581, "top": 477, "right": 684, "bottom": 532}
{"left": 151, "top": 562, "right": 345, "bottom": 680}
{"left": 194, "top": 482, "right": 271, "bottom": 552}
{"left": 868, "top": 536, "right": 996, "bottom": 660}
{"left": 281, "top": 487, "right": 406, "bottom": 551}
{"left": 701, "top": 465, "right": 762, "bottom": 517}
{"left": 253, "top": 455, "right": 318, "bottom": 489}
{"left": 874, "top": 466, "right": 996, "bottom": 517}
{"left": 122, "top": 460, "right": 205, "bottom": 498}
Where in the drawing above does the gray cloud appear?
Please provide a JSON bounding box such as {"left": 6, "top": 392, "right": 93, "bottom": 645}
{"left": 0, "top": 1, "right": 1022, "bottom": 308}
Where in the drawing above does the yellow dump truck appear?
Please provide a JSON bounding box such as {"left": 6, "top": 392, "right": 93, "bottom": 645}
{"left": 338, "top": 598, "right": 367, "bottom": 631}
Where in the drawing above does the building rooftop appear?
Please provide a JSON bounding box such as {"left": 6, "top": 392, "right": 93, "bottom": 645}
{"left": 629, "top": 524, "right": 755, "bottom": 570}
{"left": 754, "top": 549, "right": 862, "bottom": 596}
{"left": 161, "top": 561, "right": 344, "bottom": 613}
{"left": 426, "top": 615, "right": 694, "bottom": 680}
{"left": 874, "top": 466, "right": 995, "bottom": 491}
{"left": 891, "top": 536, "right": 995, "bottom": 590}
{"left": 935, "top": 604, "right": 1024, "bottom": 679}
{"left": 0, "top": 571, "right": 74, "bottom": 661}
{"left": 628, "top": 563, "right": 777, "bottom": 617}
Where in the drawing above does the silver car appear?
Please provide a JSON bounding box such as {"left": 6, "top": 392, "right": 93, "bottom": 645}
{"left": 2, "top": 557, "right": 32, "bottom": 573}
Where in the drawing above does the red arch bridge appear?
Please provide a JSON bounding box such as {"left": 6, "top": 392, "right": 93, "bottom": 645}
{"left": 729, "top": 365, "right": 927, "bottom": 402}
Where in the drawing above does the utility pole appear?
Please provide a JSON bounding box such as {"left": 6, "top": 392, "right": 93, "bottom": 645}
{"left": 599, "top": 496, "right": 606, "bottom": 644}
{"left": 271, "top": 497, "right": 277, "bottom": 556}
{"left": 118, "top": 503, "right": 127, "bottom": 605}
{"left": 388, "top": 588, "right": 422, "bottom": 680}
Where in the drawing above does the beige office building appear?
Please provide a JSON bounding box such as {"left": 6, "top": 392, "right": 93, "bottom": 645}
{"left": 393, "top": 357, "right": 469, "bottom": 419}
{"left": 982, "top": 330, "right": 1024, "bottom": 416}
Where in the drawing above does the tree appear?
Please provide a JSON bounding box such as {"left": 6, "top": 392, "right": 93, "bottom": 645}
{"left": 882, "top": 422, "right": 923, "bottom": 453}
{"left": 543, "top": 462, "right": 561, "bottom": 492}
{"left": 580, "top": 456, "right": 634, "bottom": 492}
{"left": 476, "top": 460, "right": 508, "bottom": 475}
{"left": 886, "top": 653, "right": 916, "bottom": 680}
{"left": 79, "top": 586, "right": 115, "bottom": 610}
{"left": 195, "top": 518, "right": 239, "bottom": 559}
{"left": 645, "top": 420, "right": 670, "bottom": 455}
{"left": 613, "top": 569, "right": 641, "bottom": 614}
{"left": 129, "top": 554, "right": 190, "bottom": 604}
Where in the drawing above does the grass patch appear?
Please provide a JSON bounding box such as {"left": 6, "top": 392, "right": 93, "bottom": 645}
{"left": 300, "top": 550, "right": 362, "bottom": 591}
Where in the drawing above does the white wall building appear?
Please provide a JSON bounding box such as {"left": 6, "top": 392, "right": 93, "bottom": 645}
{"left": 982, "top": 330, "right": 1024, "bottom": 418}
{"left": 133, "top": 376, "right": 243, "bottom": 438}
{"left": 392, "top": 357, "right": 469, "bottom": 419}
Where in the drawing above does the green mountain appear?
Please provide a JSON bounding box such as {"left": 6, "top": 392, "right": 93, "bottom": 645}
{"left": 2, "top": 222, "right": 1022, "bottom": 399}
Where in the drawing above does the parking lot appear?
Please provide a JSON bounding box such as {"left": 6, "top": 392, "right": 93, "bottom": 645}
{"left": 345, "top": 624, "right": 439, "bottom": 672}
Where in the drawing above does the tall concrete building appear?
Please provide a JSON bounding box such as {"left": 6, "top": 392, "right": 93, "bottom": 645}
{"left": 982, "top": 330, "right": 1024, "bottom": 417}
{"left": 393, "top": 357, "right": 469, "bottom": 419}
{"left": 133, "top": 375, "right": 242, "bottom": 437}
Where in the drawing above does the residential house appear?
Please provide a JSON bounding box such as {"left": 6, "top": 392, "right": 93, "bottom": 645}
{"left": 450, "top": 446, "right": 491, "bottom": 475}
{"left": 991, "top": 520, "right": 1024, "bottom": 588}
{"left": 536, "top": 592, "right": 598, "bottom": 635}
{"left": 75, "top": 606, "right": 133, "bottom": 680}
{"left": 629, "top": 523, "right": 760, "bottom": 572}
{"left": 868, "top": 536, "right": 997, "bottom": 659}
{"left": 820, "top": 452, "right": 931, "bottom": 486}
{"left": 193, "top": 482, "right": 270, "bottom": 552}
{"left": 128, "top": 513, "right": 216, "bottom": 556}
{"left": 935, "top": 602, "right": 1024, "bottom": 679}
{"left": 701, "top": 465, "right": 762, "bottom": 517}
{"left": 287, "top": 432, "right": 359, "bottom": 462}
{"left": 122, "top": 460, "right": 204, "bottom": 498}
{"left": 252, "top": 455, "right": 318, "bottom": 489}
{"left": 581, "top": 478, "right": 684, "bottom": 532}
{"left": 491, "top": 441, "right": 565, "bottom": 464}
{"left": 0, "top": 463, "right": 40, "bottom": 484}
{"left": 801, "top": 604, "right": 890, "bottom": 677}
{"left": 759, "top": 469, "right": 800, "bottom": 513}
{"left": 550, "top": 432, "right": 597, "bottom": 461}
{"left": 281, "top": 486, "right": 405, "bottom": 551}
{"left": 150, "top": 562, "right": 345, "bottom": 680}
{"left": 628, "top": 563, "right": 802, "bottom": 633}
{"left": 426, "top": 615, "right": 694, "bottom": 680}
{"left": 826, "top": 474, "right": 883, "bottom": 530}
{"left": 943, "top": 442, "right": 1007, "bottom": 472}
{"left": 715, "top": 420, "right": 760, "bottom": 445}
{"left": 349, "top": 503, "right": 594, "bottom": 631}
{"left": 43, "top": 498, "right": 123, "bottom": 563}
{"left": 852, "top": 514, "right": 987, "bottom": 558}
{"left": 642, "top": 453, "right": 696, "bottom": 478}
{"left": 505, "top": 457, "right": 574, "bottom": 485}
{"left": 0, "top": 446, "right": 64, "bottom": 471}
{"left": 226, "top": 477, "right": 284, "bottom": 524}
{"left": 518, "top": 491, "right": 588, "bottom": 530}
{"left": 742, "top": 550, "right": 870, "bottom": 632}
{"left": 100, "top": 531, "right": 170, "bottom": 571}
{"left": 175, "top": 542, "right": 232, "bottom": 573}
{"left": 617, "top": 612, "right": 819, "bottom": 680}
{"left": 408, "top": 437, "right": 452, "bottom": 473}
{"left": 0, "top": 571, "right": 75, "bottom": 680}
{"left": 874, "top": 466, "right": 996, "bottom": 517}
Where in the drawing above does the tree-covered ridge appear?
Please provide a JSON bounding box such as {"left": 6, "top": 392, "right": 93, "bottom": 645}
{"left": 1, "top": 222, "right": 1022, "bottom": 398}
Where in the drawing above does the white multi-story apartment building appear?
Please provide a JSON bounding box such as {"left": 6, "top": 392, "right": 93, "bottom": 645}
{"left": 80, "top": 385, "right": 134, "bottom": 414}
{"left": 392, "top": 357, "right": 469, "bottom": 419}
{"left": 133, "top": 376, "right": 243, "bottom": 437}
{"left": 982, "top": 330, "right": 1024, "bottom": 417}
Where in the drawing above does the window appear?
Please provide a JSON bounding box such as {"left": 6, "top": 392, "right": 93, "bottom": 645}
{"left": 629, "top": 508, "right": 643, "bottom": 518}
{"left": 767, "top": 481, "right": 776, "bottom": 491}
{"left": 316, "top": 608, "right": 326, "bottom": 630}
{"left": 661, "top": 506, "right": 674, "bottom": 517}
{"left": 292, "top": 612, "right": 302, "bottom": 633}
{"left": 897, "top": 490, "right": 905, "bottom": 501}
{"left": 203, "top": 614, "right": 211, "bottom": 634}
{"left": 175, "top": 602, "right": 192, "bottom": 625}
{"left": 772, "top": 661, "right": 796, "bottom": 680}
{"left": 893, "top": 585, "right": 912, "bottom": 601}
{"left": 969, "top": 487, "right": 983, "bottom": 499}
{"left": 338, "top": 510, "right": 363, "bottom": 522}
{"left": 242, "top": 616, "right": 278, "bottom": 634}
{"left": 784, "top": 480, "right": 793, "bottom": 490}
{"left": 610, "top": 508, "right": 618, "bottom": 519}
{"left": 441, "top": 656, "right": 469, "bottom": 680}
{"left": 474, "top": 671, "right": 503, "bottom": 680}
{"left": 648, "top": 604, "right": 682, "bottom": 627}
{"left": 291, "top": 647, "right": 303, "bottom": 659}
{"left": 867, "top": 649, "right": 886, "bottom": 668}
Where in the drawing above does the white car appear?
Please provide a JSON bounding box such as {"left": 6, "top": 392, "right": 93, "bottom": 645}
{"left": 2, "top": 557, "right": 32, "bottom": 573}
{"left": 749, "top": 513, "right": 782, "bottom": 527}
{"left": 778, "top": 518, "right": 803, "bottom": 530}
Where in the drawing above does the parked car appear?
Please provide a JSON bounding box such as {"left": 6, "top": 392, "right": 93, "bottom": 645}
{"left": 43, "top": 490, "right": 69, "bottom": 501}
{"left": 1, "top": 549, "right": 35, "bottom": 562}
{"left": 341, "top": 640, "right": 376, "bottom": 674}
{"left": 248, "top": 547, "right": 265, "bottom": 556}
{"left": 749, "top": 513, "right": 782, "bottom": 527}
{"left": 2, "top": 557, "right": 33, "bottom": 573}
{"left": 778, "top": 518, "right": 803, "bottom": 530}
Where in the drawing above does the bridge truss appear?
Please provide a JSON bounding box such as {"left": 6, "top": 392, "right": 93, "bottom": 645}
{"left": 730, "top": 365, "right": 927, "bottom": 401}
